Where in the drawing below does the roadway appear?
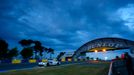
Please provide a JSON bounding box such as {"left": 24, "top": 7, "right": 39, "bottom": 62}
{"left": 0, "top": 62, "right": 82, "bottom": 72}
{"left": 0, "top": 63, "right": 38, "bottom": 72}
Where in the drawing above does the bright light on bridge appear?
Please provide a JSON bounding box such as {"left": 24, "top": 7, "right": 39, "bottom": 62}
{"left": 95, "top": 50, "right": 98, "bottom": 53}
{"left": 102, "top": 49, "right": 106, "bottom": 52}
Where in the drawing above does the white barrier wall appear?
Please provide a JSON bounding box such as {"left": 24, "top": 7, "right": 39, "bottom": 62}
{"left": 108, "top": 62, "right": 113, "bottom": 75}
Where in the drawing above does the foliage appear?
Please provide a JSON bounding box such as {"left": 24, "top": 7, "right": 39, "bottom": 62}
{"left": 33, "top": 41, "right": 44, "bottom": 58}
{"left": 47, "top": 48, "right": 54, "bottom": 59}
{"left": 0, "top": 39, "right": 8, "bottom": 60}
{"left": 19, "top": 39, "right": 34, "bottom": 47}
{"left": 57, "top": 52, "right": 65, "bottom": 60}
{"left": 0, "top": 39, "right": 54, "bottom": 60}
{"left": 20, "top": 48, "right": 33, "bottom": 59}
{"left": 7, "top": 47, "right": 18, "bottom": 59}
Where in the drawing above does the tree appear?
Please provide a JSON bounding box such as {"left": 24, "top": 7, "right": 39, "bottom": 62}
{"left": 86, "top": 57, "right": 90, "bottom": 60}
{"left": 19, "top": 39, "right": 33, "bottom": 47}
{"left": 7, "top": 47, "right": 18, "bottom": 59}
{"left": 47, "top": 48, "right": 54, "bottom": 59}
{"left": 90, "top": 57, "right": 94, "bottom": 60}
{"left": 20, "top": 48, "right": 33, "bottom": 59}
{"left": 19, "top": 39, "right": 34, "bottom": 59}
{"left": 0, "top": 39, "right": 8, "bottom": 60}
{"left": 43, "top": 47, "right": 49, "bottom": 59}
{"left": 96, "top": 57, "right": 99, "bottom": 60}
{"left": 33, "top": 41, "right": 44, "bottom": 59}
{"left": 39, "top": 46, "right": 45, "bottom": 59}
{"left": 56, "top": 52, "right": 65, "bottom": 61}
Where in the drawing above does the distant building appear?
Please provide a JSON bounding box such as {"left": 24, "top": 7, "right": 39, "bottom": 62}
{"left": 60, "top": 52, "right": 74, "bottom": 61}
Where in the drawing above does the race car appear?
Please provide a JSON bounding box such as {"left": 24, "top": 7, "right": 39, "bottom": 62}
{"left": 38, "top": 59, "right": 60, "bottom": 67}
{"left": 38, "top": 62, "right": 47, "bottom": 67}
{"left": 47, "top": 59, "right": 61, "bottom": 66}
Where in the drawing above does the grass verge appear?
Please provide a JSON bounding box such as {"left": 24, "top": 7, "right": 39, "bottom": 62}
{"left": 0, "top": 62, "right": 110, "bottom": 75}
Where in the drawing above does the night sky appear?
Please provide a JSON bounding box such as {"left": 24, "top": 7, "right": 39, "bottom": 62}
{"left": 0, "top": 0, "right": 134, "bottom": 59}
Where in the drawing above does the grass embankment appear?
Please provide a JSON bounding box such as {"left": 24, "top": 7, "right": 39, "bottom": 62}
{"left": 0, "top": 62, "right": 110, "bottom": 75}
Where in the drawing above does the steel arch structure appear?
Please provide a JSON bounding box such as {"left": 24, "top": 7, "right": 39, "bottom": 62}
{"left": 73, "top": 37, "right": 134, "bottom": 58}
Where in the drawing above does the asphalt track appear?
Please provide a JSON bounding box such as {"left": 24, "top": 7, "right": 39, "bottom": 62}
{"left": 0, "top": 62, "right": 82, "bottom": 72}
{"left": 1, "top": 61, "right": 131, "bottom": 75}
{"left": 0, "top": 63, "right": 38, "bottom": 72}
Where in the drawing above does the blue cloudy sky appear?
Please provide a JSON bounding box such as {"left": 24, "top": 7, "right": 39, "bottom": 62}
{"left": 0, "top": 0, "right": 134, "bottom": 58}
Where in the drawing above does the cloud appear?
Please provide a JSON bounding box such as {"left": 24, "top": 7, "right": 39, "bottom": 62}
{"left": 0, "top": 0, "right": 134, "bottom": 53}
{"left": 117, "top": 4, "right": 134, "bottom": 31}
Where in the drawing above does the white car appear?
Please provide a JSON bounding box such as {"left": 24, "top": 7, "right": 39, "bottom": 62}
{"left": 38, "top": 62, "right": 47, "bottom": 67}
{"left": 47, "top": 59, "right": 60, "bottom": 66}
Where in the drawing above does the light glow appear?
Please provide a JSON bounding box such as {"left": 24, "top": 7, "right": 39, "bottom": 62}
{"left": 95, "top": 50, "right": 98, "bottom": 53}
{"left": 104, "top": 57, "right": 108, "bottom": 60}
{"left": 103, "top": 49, "right": 106, "bottom": 52}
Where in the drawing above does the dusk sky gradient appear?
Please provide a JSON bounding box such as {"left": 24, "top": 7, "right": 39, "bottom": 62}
{"left": 0, "top": 0, "right": 134, "bottom": 59}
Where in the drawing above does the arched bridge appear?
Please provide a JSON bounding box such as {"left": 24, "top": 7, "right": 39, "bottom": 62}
{"left": 73, "top": 37, "right": 134, "bottom": 58}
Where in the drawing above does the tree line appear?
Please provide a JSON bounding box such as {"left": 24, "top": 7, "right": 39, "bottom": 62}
{"left": 0, "top": 39, "right": 55, "bottom": 60}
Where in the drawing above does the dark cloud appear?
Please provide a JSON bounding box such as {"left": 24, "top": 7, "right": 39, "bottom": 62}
{"left": 0, "top": 0, "right": 134, "bottom": 53}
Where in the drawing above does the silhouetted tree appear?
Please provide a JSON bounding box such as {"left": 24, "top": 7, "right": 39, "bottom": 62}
{"left": 42, "top": 47, "right": 49, "bottom": 59}
{"left": 19, "top": 39, "right": 33, "bottom": 47}
{"left": 0, "top": 39, "right": 8, "bottom": 60}
{"left": 19, "top": 39, "right": 49, "bottom": 59}
{"left": 86, "top": 57, "right": 90, "bottom": 60}
{"left": 96, "top": 57, "right": 99, "bottom": 60}
{"left": 57, "top": 52, "right": 65, "bottom": 61}
{"left": 47, "top": 48, "right": 54, "bottom": 59}
{"left": 39, "top": 46, "right": 45, "bottom": 59}
{"left": 90, "top": 57, "right": 94, "bottom": 60}
{"left": 7, "top": 47, "right": 18, "bottom": 59}
{"left": 33, "top": 41, "right": 44, "bottom": 59}
{"left": 20, "top": 48, "right": 33, "bottom": 59}
{"left": 19, "top": 39, "right": 35, "bottom": 59}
